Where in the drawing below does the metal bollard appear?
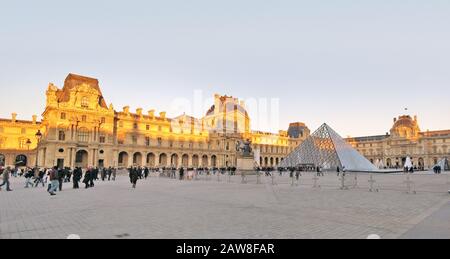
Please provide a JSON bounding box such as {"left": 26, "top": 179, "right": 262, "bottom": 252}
{"left": 368, "top": 174, "right": 379, "bottom": 192}
{"left": 340, "top": 173, "right": 348, "bottom": 190}
{"left": 313, "top": 174, "right": 320, "bottom": 188}
{"left": 404, "top": 173, "right": 416, "bottom": 194}
{"left": 241, "top": 171, "right": 247, "bottom": 184}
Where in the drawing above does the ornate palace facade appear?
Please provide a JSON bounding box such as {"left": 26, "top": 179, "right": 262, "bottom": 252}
{"left": 346, "top": 115, "right": 450, "bottom": 169}
{"left": 0, "top": 74, "right": 309, "bottom": 169}
{"left": 1, "top": 74, "right": 448, "bottom": 170}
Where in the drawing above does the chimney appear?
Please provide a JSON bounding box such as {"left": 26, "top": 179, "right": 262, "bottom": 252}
{"left": 32, "top": 115, "right": 37, "bottom": 124}
{"left": 214, "top": 94, "right": 221, "bottom": 115}
{"left": 136, "top": 108, "right": 143, "bottom": 117}
{"left": 12, "top": 113, "right": 17, "bottom": 123}
{"left": 393, "top": 117, "right": 397, "bottom": 123}
{"left": 160, "top": 112, "right": 166, "bottom": 120}
{"left": 148, "top": 110, "right": 155, "bottom": 119}
{"left": 123, "top": 106, "right": 130, "bottom": 114}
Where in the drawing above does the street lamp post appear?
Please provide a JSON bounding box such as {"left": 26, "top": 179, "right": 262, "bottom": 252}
{"left": 35, "top": 130, "right": 42, "bottom": 168}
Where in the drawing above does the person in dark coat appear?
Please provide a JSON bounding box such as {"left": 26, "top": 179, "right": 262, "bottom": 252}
{"left": 179, "top": 167, "right": 184, "bottom": 180}
{"left": 83, "top": 169, "right": 94, "bottom": 189}
{"left": 57, "top": 168, "right": 65, "bottom": 191}
{"left": 107, "top": 167, "right": 112, "bottom": 181}
{"left": 94, "top": 167, "right": 99, "bottom": 181}
{"left": 130, "top": 168, "right": 139, "bottom": 188}
{"left": 65, "top": 168, "right": 72, "bottom": 183}
{"left": 144, "top": 167, "right": 149, "bottom": 179}
{"left": 73, "top": 167, "right": 82, "bottom": 189}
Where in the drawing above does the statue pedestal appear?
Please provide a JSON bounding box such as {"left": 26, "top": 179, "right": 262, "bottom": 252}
{"left": 237, "top": 156, "right": 255, "bottom": 175}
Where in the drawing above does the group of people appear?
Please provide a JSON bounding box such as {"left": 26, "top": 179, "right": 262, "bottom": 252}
{"left": 432, "top": 165, "right": 443, "bottom": 174}
{"left": 0, "top": 165, "right": 119, "bottom": 195}
{"left": 403, "top": 166, "right": 415, "bottom": 173}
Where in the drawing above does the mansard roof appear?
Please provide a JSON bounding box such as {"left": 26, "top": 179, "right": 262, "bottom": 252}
{"left": 58, "top": 73, "right": 108, "bottom": 108}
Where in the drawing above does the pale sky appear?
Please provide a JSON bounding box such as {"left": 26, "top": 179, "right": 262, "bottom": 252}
{"left": 1, "top": 0, "right": 449, "bottom": 137}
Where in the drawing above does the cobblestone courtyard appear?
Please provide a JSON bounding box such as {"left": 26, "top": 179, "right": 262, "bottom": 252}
{"left": 1, "top": 172, "right": 449, "bottom": 239}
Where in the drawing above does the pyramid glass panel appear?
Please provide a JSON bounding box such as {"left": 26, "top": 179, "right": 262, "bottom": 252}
{"left": 431, "top": 158, "right": 450, "bottom": 171}
{"left": 280, "top": 123, "right": 378, "bottom": 172}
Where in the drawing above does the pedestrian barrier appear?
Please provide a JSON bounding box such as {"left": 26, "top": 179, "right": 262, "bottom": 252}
{"left": 115, "top": 169, "right": 449, "bottom": 195}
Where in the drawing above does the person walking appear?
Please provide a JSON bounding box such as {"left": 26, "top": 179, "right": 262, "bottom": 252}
{"left": 130, "top": 168, "right": 139, "bottom": 188}
{"left": 24, "top": 168, "right": 35, "bottom": 188}
{"left": 83, "top": 169, "right": 92, "bottom": 189}
{"left": 0, "top": 166, "right": 13, "bottom": 191}
{"left": 34, "top": 169, "right": 45, "bottom": 187}
{"left": 58, "top": 167, "right": 66, "bottom": 191}
{"left": 48, "top": 167, "right": 59, "bottom": 196}
{"left": 107, "top": 167, "right": 112, "bottom": 181}
{"left": 73, "top": 167, "right": 82, "bottom": 189}
{"left": 101, "top": 168, "right": 106, "bottom": 181}
{"left": 112, "top": 167, "right": 117, "bottom": 181}
{"left": 179, "top": 167, "right": 184, "bottom": 180}
{"left": 144, "top": 167, "right": 149, "bottom": 179}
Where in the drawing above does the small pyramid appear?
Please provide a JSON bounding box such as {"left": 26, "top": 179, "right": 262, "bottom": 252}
{"left": 430, "top": 158, "right": 449, "bottom": 171}
{"left": 279, "top": 123, "right": 378, "bottom": 172}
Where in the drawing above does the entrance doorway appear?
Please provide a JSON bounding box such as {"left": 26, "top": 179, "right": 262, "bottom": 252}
{"left": 57, "top": 159, "right": 64, "bottom": 169}
{"left": 75, "top": 150, "right": 89, "bottom": 168}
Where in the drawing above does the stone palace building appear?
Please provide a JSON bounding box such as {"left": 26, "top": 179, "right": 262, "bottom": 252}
{"left": 0, "top": 73, "right": 448, "bottom": 170}
{"left": 346, "top": 115, "right": 450, "bottom": 170}
{"left": 0, "top": 74, "right": 309, "bottom": 169}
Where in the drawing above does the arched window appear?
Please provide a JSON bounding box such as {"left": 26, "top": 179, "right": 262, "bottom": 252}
{"left": 81, "top": 97, "right": 89, "bottom": 108}
{"left": 78, "top": 128, "right": 90, "bottom": 143}
{"left": 0, "top": 154, "right": 5, "bottom": 166}
{"left": 15, "top": 155, "right": 27, "bottom": 166}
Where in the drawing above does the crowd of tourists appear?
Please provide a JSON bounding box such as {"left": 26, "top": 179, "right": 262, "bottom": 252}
{"left": 0, "top": 166, "right": 119, "bottom": 194}
{"left": 2, "top": 163, "right": 448, "bottom": 194}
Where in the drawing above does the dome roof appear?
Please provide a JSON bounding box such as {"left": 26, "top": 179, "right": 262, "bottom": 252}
{"left": 393, "top": 115, "right": 416, "bottom": 129}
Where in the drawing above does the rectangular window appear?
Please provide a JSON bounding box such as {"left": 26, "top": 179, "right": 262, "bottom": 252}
{"left": 58, "top": 130, "right": 66, "bottom": 141}
{"left": 132, "top": 136, "right": 138, "bottom": 145}
{"left": 145, "top": 137, "right": 150, "bottom": 146}
{"left": 19, "top": 139, "right": 27, "bottom": 149}
{"left": 134, "top": 123, "right": 138, "bottom": 129}
{"left": 81, "top": 97, "right": 89, "bottom": 108}
{"left": 82, "top": 115, "right": 87, "bottom": 122}
{"left": 157, "top": 137, "right": 162, "bottom": 146}
{"left": 99, "top": 136, "right": 106, "bottom": 143}
{"left": 146, "top": 125, "right": 150, "bottom": 131}
{"left": 101, "top": 117, "right": 106, "bottom": 124}
{"left": 61, "top": 113, "right": 66, "bottom": 120}
{"left": 21, "top": 128, "right": 26, "bottom": 134}
{"left": 78, "top": 130, "right": 89, "bottom": 143}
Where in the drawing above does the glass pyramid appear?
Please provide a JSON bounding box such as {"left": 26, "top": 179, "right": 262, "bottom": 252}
{"left": 279, "top": 123, "right": 378, "bottom": 172}
{"left": 431, "top": 158, "right": 449, "bottom": 171}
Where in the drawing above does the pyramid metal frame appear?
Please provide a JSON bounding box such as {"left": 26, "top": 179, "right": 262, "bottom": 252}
{"left": 431, "top": 158, "right": 450, "bottom": 171}
{"left": 279, "top": 123, "right": 378, "bottom": 172}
